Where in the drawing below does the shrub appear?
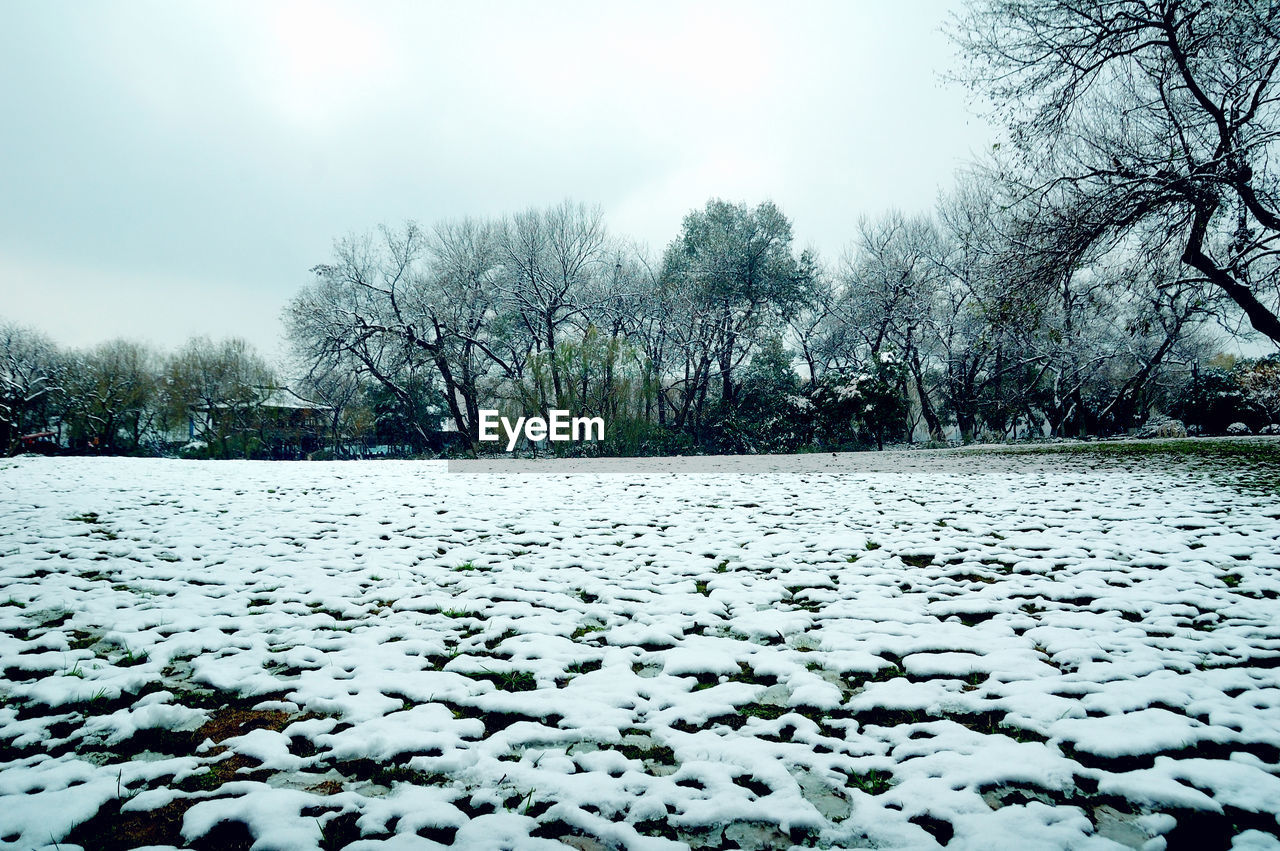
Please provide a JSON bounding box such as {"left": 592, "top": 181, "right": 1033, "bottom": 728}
{"left": 1171, "top": 369, "right": 1253, "bottom": 434}
{"left": 178, "top": 440, "right": 211, "bottom": 459}
{"left": 1138, "top": 416, "right": 1187, "bottom": 439}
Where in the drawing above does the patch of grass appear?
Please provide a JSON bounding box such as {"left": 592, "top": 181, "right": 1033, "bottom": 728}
{"left": 566, "top": 659, "right": 603, "bottom": 676}
{"left": 504, "top": 788, "right": 543, "bottom": 817}
{"left": 473, "top": 669, "right": 538, "bottom": 692}
{"left": 737, "top": 703, "right": 789, "bottom": 721}
{"left": 843, "top": 664, "right": 904, "bottom": 690}
{"left": 953, "top": 611, "right": 998, "bottom": 628}
{"left": 865, "top": 540, "right": 882, "bottom": 551}
{"left": 454, "top": 561, "right": 480, "bottom": 572}
{"left": 852, "top": 706, "right": 929, "bottom": 728}
{"left": 332, "top": 760, "right": 448, "bottom": 787}
{"left": 900, "top": 553, "right": 933, "bottom": 568}
{"left": 316, "top": 812, "right": 364, "bottom": 851}
{"left": 69, "top": 512, "right": 101, "bottom": 524}
{"left": 732, "top": 774, "right": 772, "bottom": 797}
{"left": 1222, "top": 573, "right": 1243, "bottom": 588}
{"left": 307, "top": 603, "right": 348, "bottom": 620}
{"left": 971, "top": 438, "right": 1280, "bottom": 494}
{"left": 65, "top": 796, "right": 192, "bottom": 851}
{"left": 570, "top": 623, "right": 605, "bottom": 640}
{"left": 910, "top": 814, "right": 955, "bottom": 845}
{"left": 67, "top": 630, "right": 98, "bottom": 651}
{"left": 175, "top": 755, "right": 258, "bottom": 793}
{"left": 724, "top": 662, "right": 778, "bottom": 687}
{"left": 633, "top": 818, "right": 679, "bottom": 840}
{"left": 616, "top": 740, "right": 676, "bottom": 765}
{"left": 999, "top": 438, "right": 1280, "bottom": 462}
{"left": 37, "top": 611, "right": 71, "bottom": 629}
{"left": 844, "top": 768, "right": 894, "bottom": 794}
{"left": 440, "top": 609, "right": 472, "bottom": 619}
{"left": 195, "top": 706, "right": 296, "bottom": 744}
{"left": 483, "top": 628, "right": 519, "bottom": 651}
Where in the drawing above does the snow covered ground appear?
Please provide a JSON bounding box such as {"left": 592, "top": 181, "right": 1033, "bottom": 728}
{"left": 1, "top": 444, "right": 1278, "bottom": 850}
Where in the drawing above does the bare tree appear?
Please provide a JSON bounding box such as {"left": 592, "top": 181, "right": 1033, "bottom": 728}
{"left": 64, "top": 340, "right": 159, "bottom": 453}
{"left": 836, "top": 211, "right": 948, "bottom": 440}
{"left": 290, "top": 351, "right": 370, "bottom": 456}
{"left": 928, "top": 165, "right": 1221, "bottom": 437}
{"left": 0, "top": 320, "right": 65, "bottom": 453}
{"left": 289, "top": 223, "right": 477, "bottom": 451}
{"left": 426, "top": 216, "right": 521, "bottom": 440}
{"left": 955, "top": 0, "right": 1280, "bottom": 347}
{"left": 785, "top": 258, "right": 835, "bottom": 382}
{"left": 1093, "top": 246, "right": 1221, "bottom": 430}
{"left": 496, "top": 201, "right": 610, "bottom": 406}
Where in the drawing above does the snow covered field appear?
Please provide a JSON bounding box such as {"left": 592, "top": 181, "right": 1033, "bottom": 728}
{"left": 1, "top": 444, "right": 1279, "bottom": 851}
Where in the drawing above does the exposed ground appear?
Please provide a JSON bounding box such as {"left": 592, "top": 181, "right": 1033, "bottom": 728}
{"left": 1, "top": 441, "right": 1279, "bottom": 850}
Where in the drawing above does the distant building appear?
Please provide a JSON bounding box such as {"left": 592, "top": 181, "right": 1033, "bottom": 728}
{"left": 190, "top": 386, "right": 332, "bottom": 459}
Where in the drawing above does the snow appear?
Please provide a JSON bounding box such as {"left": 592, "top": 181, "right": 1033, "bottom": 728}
{"left": 1, "top": 449, "right": 1278, "bottom": 849}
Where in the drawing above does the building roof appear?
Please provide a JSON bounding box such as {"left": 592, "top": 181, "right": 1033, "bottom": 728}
{"left": 196, "top": 387, "right": 332, "bottom": 412}
{"left": 256, "top": 387, "right": 331, "bottom": 411}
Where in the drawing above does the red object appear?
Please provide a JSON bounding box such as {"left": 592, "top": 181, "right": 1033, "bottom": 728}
{"left": 18, "top": 431, "right": 58, "bottom": 453}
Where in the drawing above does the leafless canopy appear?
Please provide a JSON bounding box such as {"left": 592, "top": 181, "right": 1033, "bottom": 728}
{"left": 955, "top": 0, "right": 1280, "bottom": 346}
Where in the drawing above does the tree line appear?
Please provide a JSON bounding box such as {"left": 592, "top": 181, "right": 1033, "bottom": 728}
{"left": 0, "top": 331, "right": 295, "bottom": 457}
{"left": 278, "top": 185, "right": 1279, "bottom": 458}
{"left": 5, "top": 189, "right": 1275, "bottom": 459}
{"left": 5, "top": 0, "right": 1280, "bottom": 459}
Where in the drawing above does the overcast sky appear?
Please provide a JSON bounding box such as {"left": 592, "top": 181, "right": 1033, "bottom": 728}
{"left": 1, "top": 1, "right": 995, "bottom": 361}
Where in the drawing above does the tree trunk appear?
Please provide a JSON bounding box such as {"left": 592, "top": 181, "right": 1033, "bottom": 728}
{"left": 909, "top": 345, "right": 942, "bottom": 441}
{"left": 1185, "top": 202, "right": 1280, "bottom": 346}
